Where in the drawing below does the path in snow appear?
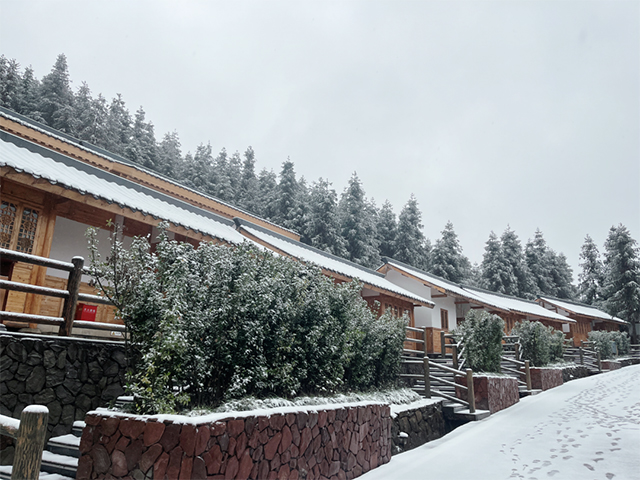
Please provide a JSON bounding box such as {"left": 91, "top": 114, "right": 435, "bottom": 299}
{"left": 363, "top": 365, "right": 640, "bottom": 480}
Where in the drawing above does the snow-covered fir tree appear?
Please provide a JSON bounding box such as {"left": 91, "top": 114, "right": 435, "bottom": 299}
{"left": 601, "top": 224, "right": 640, "bottom": 343}
{"left": 501, "top": 226, "right": 536, "bottom": 299}
{"left": 38, "top": 53, "right": 75, "bottom": 134}
{"left": 304, "top": 178, "right": 346, "bottom": 256}
{"left": 481, "top": 231, "right": 512, "bottom": 294}
{"left": 377, "top": 200, "right": 397, "bottom": 259}
{"left": 577, "top": 234, "right": 604, "bottom": 305}
{"left": 273, "top": 160, "right": 300, "bottom": 231}
{"left": 430, "top": 221, "right": 470, "bottom": 284}
{"left": 395, "top": 194, "right": 429, "bottom": 270}
{"left": 126, "top": 107, "right": 159, "bottom": 171}
{"left": 156, "top": 130, "right": 182, "bottom": 178}
{"left": 238, "top": 147, "right": 259, "bottom": 213}
{"left": 105, "top": 93, "right": 132, "bottom": 157}
{"left": 525, "top": 229, "right": 556, "bottom": 296}
{"left": 338, "top": 173, "right": 380, "bottom": 268}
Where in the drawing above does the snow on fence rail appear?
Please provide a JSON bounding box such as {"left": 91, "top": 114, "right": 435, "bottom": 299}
{"left": 0, "top": 247, "right": 123, "bottom": 337}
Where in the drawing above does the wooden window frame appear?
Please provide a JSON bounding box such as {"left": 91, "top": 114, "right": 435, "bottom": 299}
{"left": 440, "top": 308, "right": 449, "bottom": 331}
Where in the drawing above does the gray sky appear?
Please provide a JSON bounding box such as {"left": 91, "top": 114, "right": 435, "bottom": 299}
{"left": 1, "top": 0, "right": 638, "bottom": 279}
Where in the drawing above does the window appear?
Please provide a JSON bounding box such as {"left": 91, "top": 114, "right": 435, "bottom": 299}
{"left": 440, "top": 309, "right": 449, "bottom": 330}
{"left": 0, "top": 200, "right": 40, "bottom": 254}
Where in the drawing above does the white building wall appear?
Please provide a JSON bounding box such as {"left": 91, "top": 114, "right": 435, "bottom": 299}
{"left": 383, "top": 269, "right": 459, "bottom": 330}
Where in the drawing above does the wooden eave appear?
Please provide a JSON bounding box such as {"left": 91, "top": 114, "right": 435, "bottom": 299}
{"left": 0, "top": 115, "right": 298, "bottom": 241}
{"left": 1, "top": 166, "right": 223, "bottom": 246}
{"left": 240, "top": 228, "right": 432, "bottom": 308}
{"left": 535, "top": 298, "right": 622, "bottom": 325}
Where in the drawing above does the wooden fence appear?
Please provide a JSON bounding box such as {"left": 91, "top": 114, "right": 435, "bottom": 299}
{"left": 0, "top": 406, "right": 48, "bottom": 480}
{"left": 0, "top": 248, "right": 122, "bottom": 337}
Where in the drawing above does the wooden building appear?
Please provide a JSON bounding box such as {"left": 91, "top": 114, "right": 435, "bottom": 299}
{"left": 0, "top": 107, "right": 432, "bottom": 336}
{"left": 378, "top": 258, "right": 575, "bottom": 353}
{"left": 536, "top": 297, "right": 626, "bottom": 346}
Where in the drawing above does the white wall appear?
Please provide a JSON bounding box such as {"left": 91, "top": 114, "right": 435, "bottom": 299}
{"left": 383, "top": 269, "right": 459, "bottom": 330}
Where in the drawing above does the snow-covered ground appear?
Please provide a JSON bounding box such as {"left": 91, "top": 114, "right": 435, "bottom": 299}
{"left": 363, "top": 365, "right": 640, "bottom": 480}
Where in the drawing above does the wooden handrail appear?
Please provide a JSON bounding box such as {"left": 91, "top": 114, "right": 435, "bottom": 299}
{"left": 0, "top": 280, "right": 70, "bottom": 299}
{"left": 0, "top": 406, "right": 49, "bottom": 480}
{"left": 0, "top": 248, "right": 74, "bottom": 271}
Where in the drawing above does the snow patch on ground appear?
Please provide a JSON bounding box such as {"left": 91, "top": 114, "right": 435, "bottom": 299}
{"left": 361, "top": 365, "right": 640, "bottom": 480}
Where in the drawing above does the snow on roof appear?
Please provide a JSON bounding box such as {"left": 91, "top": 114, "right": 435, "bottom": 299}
{"left": 0, "top": 134, "right": 247, "bottom": 245}
{"left": 463, "top": 287, "right": 575, "bottom": 324}
{"left": 538, "top": 297, "right": 627, "bottom": 324}
{"left": 0, "top": 107, "right": 296, "bottom": 237}
{"left": 237, "top": 222, "right": 434, "bottom": 307}
{"left": 381, "top": 259, "right": 574, "bottom": 323}
{"left": 382, "top": 259, "right": 508, "bottom": 312}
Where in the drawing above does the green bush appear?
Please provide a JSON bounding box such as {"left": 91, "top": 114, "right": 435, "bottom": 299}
{"left": 587, "top": 330, "right": 630, "bottom": 359}
{"left": 511, "top": 321, "right": 565, "bottom": 367}
{"left": 455, "top": 310, "right": 504, "bottom": 373}
{"left": 87, "top": 225, "right": 407, "bottom": 413}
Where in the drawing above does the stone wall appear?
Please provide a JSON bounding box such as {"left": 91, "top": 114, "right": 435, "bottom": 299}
{"left": 619, "top": 358, "right": 640, "bottom": 367}
{"left": 600, "top": 360, "right": 621, "bottom": 371}
{"left": 456, "top": 375, "right": 519, "bottom": 414}
{"left": 560, "top": 365, "right": 590, "bottom": 382}
{"left": 0, "top": 332, "right": 126, "bottom": 440}
{"left": 390, "top": 400, "right": 445, "bottom": 454}
{"left": 528, "top": 368, "right": 563, "bottom": 391}
{"left": 77, "top": 403, "right": 392, "bottom": 480}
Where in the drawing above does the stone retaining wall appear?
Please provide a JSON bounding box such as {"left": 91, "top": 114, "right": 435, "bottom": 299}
{"left": 78, "top": 403, "right": 392, "bottom": 480}
{"left": 600, "top": 360, "right": 621, "bottom": 371}
{"left": 0, "top": 332, "right": 126, "bottom": 441}
{"left": 390, "top": 400, "right": 445, "bottom": 454}
{"left": 528, "top": 367, "right": 563, "bottom": 391}
{"left": 456, "top": 375, "right": 519, "bottom": 414}
{"left": 560, "top": 365, "right": 590, "bottom": 382}
{"left": 619, "top": 358, "right": 640, "bottom": 367}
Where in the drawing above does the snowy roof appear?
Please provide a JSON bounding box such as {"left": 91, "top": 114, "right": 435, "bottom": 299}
{"left": 0, "top": 107, "right": 297, "bottom": 238}
{"left": 381, "top": 258, "right": 508, "bottom": 312}
{"left": 463, "top": 287, "right": 575, "bottom": 324}
{"left": 235, "top": 221, "right": 434, "bottom": 307}
{"left": 0, "top": 132, "right": 247, "bottom": 245}
{"left": 380, "top": 259, "right": 574, "bottom": 324}
{"left": 537, "top": 297, "right": 627, "bottom": 325}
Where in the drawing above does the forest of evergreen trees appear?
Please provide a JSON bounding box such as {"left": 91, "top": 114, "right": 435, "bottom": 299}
{"left": 1, "top": 53, "right": 638, "bottom": 331}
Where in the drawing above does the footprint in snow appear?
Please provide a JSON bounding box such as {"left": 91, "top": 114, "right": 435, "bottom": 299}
{"left": 547, "top": 470, "right": 560, "bottom": 477}
{"left": 593, "top": 458, "right": 604, "bottom": 463}
{"left": 583, "top": 463, "right": 595, "bottom": 471}
{"left": 606, "top": 473, "right": 615, "bottom": 479}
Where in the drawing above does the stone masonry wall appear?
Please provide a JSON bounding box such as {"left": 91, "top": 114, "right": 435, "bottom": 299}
{"left": 456, "top": 375, "right": 519, "bottom": 414}
{"left": 528, "top": 368, "right": 563, "bottom": 391}
{"left": 390, "top": 401, "right": 445, "bottom": 454}
{"left": 78, "top": 403, "right": 392, "bottom": 480}
{"left": 0, "top": 332, "right": 126, "bottom": 441}
{"left": 560, "top": 365, "right": 590, "bottom": 382}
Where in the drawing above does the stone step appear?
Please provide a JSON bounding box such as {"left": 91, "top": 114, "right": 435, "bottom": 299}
{"left": 72, "top": 420, "right": 85, "bottom": 438}
{"left": 47, "top": 433, "right": 81, "bottom": 458}
{"left": 40, "top": 450, "right": 78, "bottom": 479}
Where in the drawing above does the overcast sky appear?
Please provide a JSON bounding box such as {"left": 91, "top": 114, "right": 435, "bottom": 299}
{"left": 1, "top": 0, "right": 638, "bottom": 279}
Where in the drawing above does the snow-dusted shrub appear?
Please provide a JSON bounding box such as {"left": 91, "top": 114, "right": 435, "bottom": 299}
{"left": 455, "top": 310, "right": 504, "bottom": 373}
{"left": 87, "top": 225, "right": 406, "bottom": 413}
{"left": 588, "top": 330, "right": 629, "bottom": 359}
{"left": 512, "top": 321, "right": 565, "bottom": 367}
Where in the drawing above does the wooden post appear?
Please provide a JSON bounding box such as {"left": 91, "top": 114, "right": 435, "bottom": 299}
{"left": 514, "top": 343, "right": 520, "bottom": 361}
{"left": 12, "top": 405, "right": 48, "bottom": 480}
{"left": 451, "top": 344, "right": 459, "bottom": 371}
{"left": 466, "top": 369, "right": 475, "bottom": 413}
{"left": 524, "top": 360, "right": 532, "bottom": 391}
{"left": 440, "top": 331, "right": 446, "bottom": 358}
{"left": 423, "top": 357, "right": 431, "bottom": 399}
{"left": 423, "top": 327, "right": 428, "bottom": 357}
{"left": 597, "top": 350, "right": 602, "bottom": 372}
{"left": 579, "top": 347, "right": 584, "bottom": 365}
{"left": 59, "top": 256, "right": 84, "bottom": 336}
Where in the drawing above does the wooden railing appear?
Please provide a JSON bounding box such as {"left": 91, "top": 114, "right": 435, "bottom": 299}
{"left": 0, "top": 248, "right": 123, "bottom": 337}
{"left": 0, "top": 405, "right": 48, "bottom": 480}
{"left": 440, "top": 331, "right": 465, "bottom": 370}
{"left": 501, "top": 356, "right": 532, "bottom": 391}
{"left": 400, "top": 326, "right": 475, "bottom": 413}
{"left": 630, "top": 344, "right": 640, "bottom": 358}
{"left": 564, "top": 340, "right": 601, "bottom": 372}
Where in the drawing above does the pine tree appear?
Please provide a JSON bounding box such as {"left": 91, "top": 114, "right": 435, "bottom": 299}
{"left": 338, "top": 173, "right": 380, "bottom": 268}
{"left": 577, "top": 234, "right": 603, "bottom": 305}
{"left": 501, "top": 226, "right": 535, "bottom": 298}
{"left": 38, "top": 54, "right": 75, "bottom": 133}
{"left": 126, "top": 107, "right": 159, "bottom": 171}
{"left": 549, "top": 251, "right": 576, "bottom": 299}
{"left": 430, "top": 221, "right": 470, "bottom": 284}
{"left": 19, "top": 66, "right": 42, "bottom": 121}
{"left": 157, "top": 131, "right": 182, "bottom": 178}
{"left": 256, "top": 168, "right": 278, "bottom": 219}
{"left": 481, "top": 231, "right": 512, "bottom": 294}
{"left": 227, "top": 151, "right": 243, "bottom": 205}
{"left": 0, "top": 56, "right": 23, "bottom": 112}
{"left": 377, "top": 201, "right": 397, "bottom": 259}
{"left": 273, "top": 160, "right": 300, "bottom": 231}
{"left": 179, "top": 142, "right": 213, "bottom": 191}
{"left": 602, "top": 224, "right": 640, "bottom": 343}
{"left": 305, "top": 178, "right": 346, "bottom": 256}
{"left": 395, "top": 195, "right": 428, "bottom": 270}
{"left": 238, "top": 147, "right": 259, "bottom": 213}
{"left": 105, "top": 94, "right": 131, "bottom": 156}
{"left": 213, "top": 148, "right": 233, "bottom": 201}
{"left": 525, "top": 230, "right": 556, "bottom": 296}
